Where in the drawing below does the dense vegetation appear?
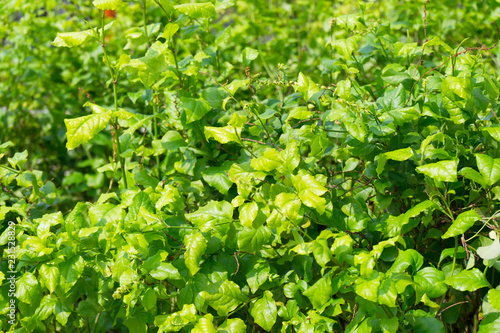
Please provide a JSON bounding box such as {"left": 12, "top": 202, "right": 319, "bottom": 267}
{"left": 2, "top": 0, "right": 500, "bottom": 332}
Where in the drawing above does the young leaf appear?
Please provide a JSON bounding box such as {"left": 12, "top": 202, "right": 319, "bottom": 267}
{"left": 218, "top": 318, "right": 246, "bottom": 333}
{"left": 200, "top": 280, "right": 247, "bottom": 316}
{"left": 8, "top": 150, "right": 28, "bottom": 169}
{"left": 239, "top": 201, "right": 258, "bottom": 228}
{"left": 303, "top": 275, "right": 334, "bottom": 308}
{"left": 238, "top": 226, "right": 271, "bottom": 253}
{"left": 445, "top": 268, "right": 491, "bottom": 291}
{"left": 175, "top": 3, "right": 216, "bottom": 19}
{"left": 184, "top": 232, "right": 207, "bottom": 276}
{"left": 376, "top": 147, "right": 413, "bottom": 176}
{"left": 93, "top": 0, "right": 123, "bottom": 10}
{"left": 291, "top": 170, "right": 327, "bottom": 214}
{"left": 476, "top": 154, "right": 500, "bottom": 187}
{"left": 186, "top": 200, "right": 233, "bottom": 232}
{"left": 483, "top": 127, "right": 500, "bottom": 143}
{"left": 442, "top": 210, "right": 481, "bottom": 239}
{"left": 416, "top": 160, "right": 458, "bottom": 182}
{"left": 295, "top": 72, "right": 320, "bottom": 101}
{"left": 201, "top": 161, "right": 233, "bottom": 194}
{"left": 183, "top": 97, "right": 211, "bottom": 124}
{"left": 64, "top": 113, "right": 113, "bottom": 150}
{"left": 250, "top": 290, "right": 277, "bottom": 331}
{"left": 328, "top": 35, "right": 361, "bottom": 59}
{"left": 52, "top": 31, "right": 94, "bottom": 48}
{"left": 251, "top": 149, "right": 282, "bottom": 172}
{"left": 204, "top": 126, "right": 241, "bottom": 144}
{"left": 487, "top": 289, "right": 500, "bottom": 310}
{"left": 240, "top": 47, "right": 259, "bottom": 67}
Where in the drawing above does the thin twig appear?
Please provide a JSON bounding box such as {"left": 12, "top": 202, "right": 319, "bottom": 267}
{"left": 438, "top": 301, "right": 469, "bottom": 317}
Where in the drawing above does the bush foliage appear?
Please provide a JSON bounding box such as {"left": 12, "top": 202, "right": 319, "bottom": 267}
{"left": 2, "top": 0, "right": 500, "bottom": 332}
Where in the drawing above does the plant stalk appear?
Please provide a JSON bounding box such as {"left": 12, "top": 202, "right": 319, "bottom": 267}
{"left": 141, "top": 0, "right": 150, "bottom": 47}
{"left": 101, "top": 10, "right": 128, "bottom": 189}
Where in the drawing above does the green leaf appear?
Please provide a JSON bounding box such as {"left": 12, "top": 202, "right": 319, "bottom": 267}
{"left": 414, "top": 267, "right": 447, "bottom": 299}
{"left": 303, "top": 275, "right": 334, "bottom": 309}
{"left": 291, "top": 170, "right": 327, "bottom": 214}
{"left": 382, "top": 64, "right": 411, "bottom": 85}
{"left": 442, "top": 76, "right": 473, "bottom": 124}
{"left": 183, "top": 97, "right": 211, "bottom": 123}
{"left": 251, "top": 149, "right": 282, "bottom": 172}
{"left": 16, "top": 272, "right": 42, "bottom": 304}
{"left": 329, "top": 35, "right": 361, "bottom": 59}
{"left": 160, "top": 131, "right": 187, "bottom": 150}
{"left": 156, "top": 185, "right": 181, "bottom": 211}
{"left": 52, "top": 31, "right": 93, "bottom": 48}
{"left": 93, "top": 0, "right": 123, "bottom": 9}
{"left": 278, "top": 142, "right": 300, "bottom": 175}
{"left": 476, "top": 154, "right": 500, "bottom": 187}
{"left": 214, "top": 26, "right": 231, "bottom": 51}
{"left": 376, "top": 147, "right": 413, "bottom": 176}
{"left": 228, "top": 113, "right": 248, "bottom": 128}
{"left": 39, "top": 264, "right": 60, "bottom": 294}
{"left": 478, "top": 313, "right": 500, "bottom": 333}
{"left": 250, "top": 290, "right": 277, "bottom": 331}
{"left": 477, "top": 238, "right": 500, "bottom": 260}
{"left": 416, "top": 160, "right": 458, "bottom": 182}
{"left": 385, "top": 200, "right": 437, "bottom": 237}
{"left": 388, "top": 107, "right": 420, "bottom": 126}
{"left": 238, "top": 226, "right": 271, "bottom": 253}
{"left": 337, "top": 79, "right": 351, "bottom": 99}
{"left": 378, "top": 278, "right": 398, "bottom": 307}
{"left": 65, "top": 112, "right": 113, "bottom": 150}
{"left": 240, "top": 47, "right": 259, "bottom": 66}
{"left": 8, "top": 150, "right": 28, "bottom": 169}
{"left": 287, "top": 106, "right": 312, "bottom": 121}
{"left": 313, "top": 239, "right": 332, "bottom": 268}
{"left": 34, "top": 294, "right": 58, "bottom": 321}
{"left": 459, "top": 167, "right": 487, "bottom": 188}
{"left": 150, "top": 262, "right": 182, "bottom": 281}
{"left": 388, "top": 249, "right": 424, "bottom": 274}
{"left": 355, "top": 275, "right": 381, "bottom": 302}
{"left": 124, "top": 316, "right": 147, "bottom": 333}
{"left": 202, "top": 161, "right": 233, "bottom": 194}
{"left": 201, "top": 280, "right": 247, "bottom": 316}
{"left": 246, "top": 262, "right": 270, "bottom": 293}
{"left": 295, "top": 72, "right": 320, "bottom": 100}
{"left": 226, "top": 79, "right": 249, "bottom": 95}
{"left": 425, "top": 36, "right": 455, "bottom": 54}
{"left": 155, "top": 304, "right": 198, "bottom": 332}
{"left": 134, "top": 169, "right": 159, "bottom": 188}
{"left": 218, "top": 318, "right": 246, "bottom": 333}
{"left": 487, "top": 289, "right": 500, "bottom": 310}
{"left": 186, "top": 200, "right": 233, "bottom": 232}
{"left": 175, "top": 3, "right": 215, "bottom": 19}
{"left": 142, "top": 288, "right": 157, "bottom": 311}
{"left": 445, "top": 268, "right": 491, "bottom": 291}
{"left": 162, "top": 23, "right": 179, "bottom": 41}
{"left": 204, "top": 126, "right": 241, "bottom": 144}
{"left": 483, "top": 127, "right": 500, "bottom": 143}
{"left": 59, "top": 255, "right": 85, "bottom": 293}
{"left": 379, "top": 317, "right": 399, "bottom": 333}
{"left": 184, "top": 232, "right": 207, "bottom": 276}
{"left": 413, "top": 316, "right": 445, "bottom": 333}
{"left": 442, "top": 210, "right": 481, "bottom": 239}
{"left": 343, "top": 120, "right": 366, "bottom": 142}
{"left": 193, "top": 314, "right": 217, "bottom": 333}
{"left": 267, "top": 192, "right": 301, "bottom": 228}
{"left": 239, "top": 201, "right": 258, "bottom": 228}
